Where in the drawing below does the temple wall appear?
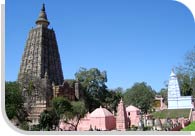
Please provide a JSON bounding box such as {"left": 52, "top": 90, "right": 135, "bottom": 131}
{"left": 168, "top": 96, "right": 193, "bottom": 109}
{"left": 90, "top": 117, "right": 107, "bottom": 130}
{"left": 105, "top": 117, "right": 116, "bottom": 130}
{"left": 126, "top": 108, "right": 140, "bottom": 127}
{"left": 178, "top": 97, "right": 193, "bottom": 109}
{"left": 77, "top": 119, "right": 91, "bottom": 131}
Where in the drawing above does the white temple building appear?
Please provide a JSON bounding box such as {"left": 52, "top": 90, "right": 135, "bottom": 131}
{"left": 168, "top": 70, "right": 193, "bottom": 109}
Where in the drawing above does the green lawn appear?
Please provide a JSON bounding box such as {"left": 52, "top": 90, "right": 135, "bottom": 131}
{"left": 181, "top": 121, "right": 195, "bottom": 131}
{"left": 152, "top": 109, "right": 191, "bottom": 119}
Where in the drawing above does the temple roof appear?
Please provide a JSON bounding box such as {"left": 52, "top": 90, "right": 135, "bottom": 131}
{"left": 170, "top": 69, "right": 176, "bottom": 77}
{"left": 35, "top": 4, "right": 50, "bottom": 27}
{"left": 90, "top": 106, "right": 114, "bottom": 117}
{"left": 126, "top": 105, "right": 140, "bottom": 111}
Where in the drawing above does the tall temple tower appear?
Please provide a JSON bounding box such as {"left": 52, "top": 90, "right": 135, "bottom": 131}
{"left": 18, "top": 4, "right": 64, "bottom": 85}
{"left": 17, "top": 4, "right": 65, "bottom": 126}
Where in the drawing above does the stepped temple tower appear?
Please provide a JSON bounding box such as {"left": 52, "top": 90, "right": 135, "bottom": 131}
{"left": 168, "top": 70, "right": 193, "bottom": 109}
{"left": 18, "top": 4, "right": 64, "bottom": 85}
{"left": 17, "top": 4, "right": 82, "bottom": 126}
{"left": 17, "top": 4, "right": 65, "bottom": 126}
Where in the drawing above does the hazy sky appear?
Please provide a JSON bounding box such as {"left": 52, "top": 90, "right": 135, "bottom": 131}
{"left": 5, "top": 0, "right": 195, "bottom": 91}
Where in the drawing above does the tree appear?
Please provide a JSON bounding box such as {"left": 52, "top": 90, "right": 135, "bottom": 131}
{"left": 52, "top": 97, "right": 87, "bottom": 130}
{"left": 62, "top": 101, "right": 87, "bottom": 130}
{"left": 52, "top": 97, "right": 72, "bottom": 119}
{"left": 104, "top": 87, "right": 123, "bottom": 113}
{"left": 123, "top": 82, "right": 155, "bottom": 114}
{"left": 32, "top": 97, "right": 72, "bottom": 131}
{"left": 5, "top": 81, "right": 28, "bottom": 128}
{"left": 39, "top": 110, "right": 53, "bottom": 131}
{"left": 75, "top": 67, "right": 108, "bottom": 112}
{"left": 175, "top": 46, "right": 195, "bottom": 97}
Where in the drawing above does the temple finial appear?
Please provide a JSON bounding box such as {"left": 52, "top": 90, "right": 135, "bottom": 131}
{"left": 172, "top": 68, "right": 174, "bottom": 73}
{"left": 170, "top": 68, "right": 176, "bottom": 77}
{"left": 42, "top": 3, "right": 45, "bottom": 11}
{"left": 36, "top": 4, "right": 50, "bottom": 27}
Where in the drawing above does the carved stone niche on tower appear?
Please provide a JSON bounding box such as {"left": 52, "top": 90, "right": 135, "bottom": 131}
{"left": 52, "top": 80, "right": 83, "bottom": 101}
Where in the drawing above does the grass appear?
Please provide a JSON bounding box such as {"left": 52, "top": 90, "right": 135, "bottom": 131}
{"left": 181, "top": 121, "right": 195, "bottom": 131}
{"left": 151, "top": 109, "right": 191, "bottom": 119}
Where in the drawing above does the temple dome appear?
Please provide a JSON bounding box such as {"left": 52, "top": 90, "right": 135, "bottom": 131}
{"left": 90, "top": 106, "right": 113, "bottom": 117}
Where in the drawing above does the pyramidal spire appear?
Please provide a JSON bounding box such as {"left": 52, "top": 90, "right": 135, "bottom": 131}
{"left": 170, "top": 68, "right": 176, "bottom": 77}
{"left": 36, "top": 3, "right": 50, "bottom": 27}
{"left": 168, "top": 69, "right": 181, "bottom": 99}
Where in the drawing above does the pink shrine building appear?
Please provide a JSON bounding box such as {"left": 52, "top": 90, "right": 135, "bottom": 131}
{"left": 59, "top": 100, "right": 141, "bottom": 131}
{"left": 126, "top": 105, "right": 141, "bottom": 127}
{"left": 89, "top": 106, "right": 116, "bottom": 130}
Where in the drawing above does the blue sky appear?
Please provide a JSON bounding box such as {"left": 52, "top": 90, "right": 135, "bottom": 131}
{"left": 5, "top": 0, "right": 195, "bottom": 92}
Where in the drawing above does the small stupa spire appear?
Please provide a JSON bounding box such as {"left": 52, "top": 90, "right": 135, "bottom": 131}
{"left": 36, "top": 3, "right": 50, "bottom": 27}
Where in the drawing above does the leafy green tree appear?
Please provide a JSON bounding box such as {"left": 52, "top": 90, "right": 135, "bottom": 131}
{"left": 176, "top": 71, "right": 193, "bottom": 96}
{"left": 52, "top": 97, "right": 72, "bottom": 118}
{"left": 39, "top": 100, "right": 74, "bottom": 131}
{"left": 39, "top": 110, "right": 53, "bottom": 131}
{"left": 104, "top": 87, "right": 123, "bottom": 113}
{"left": 175, "top": 46, "right": 195, "bottom": 97}
{"left": 5, "top": 81, "right": 28, "bottom": 128}
{"left": 71, "top": 101, "right": 86, "bottom": 120}
{"left": 52, "top": 97, "right": 87, "bottom": 130}
{"left": 62, "top": 101, "right": 87, "bottom": 130}
{"left": 123, "top": 82, "right": 155, "bottom": 114}
{"left": 75, "top": 67, "right": 108, "bottom": 112}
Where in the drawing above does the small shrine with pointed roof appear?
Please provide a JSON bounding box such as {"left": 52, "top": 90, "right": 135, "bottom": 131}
{"left": 126, "top": 105, "right": 141, "bottom": 127}
{"left": 116, "top": 99, "right": 128, "bottom": 131}
{"left": 168, "top": 69, "right": 193, "bottom": 109}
